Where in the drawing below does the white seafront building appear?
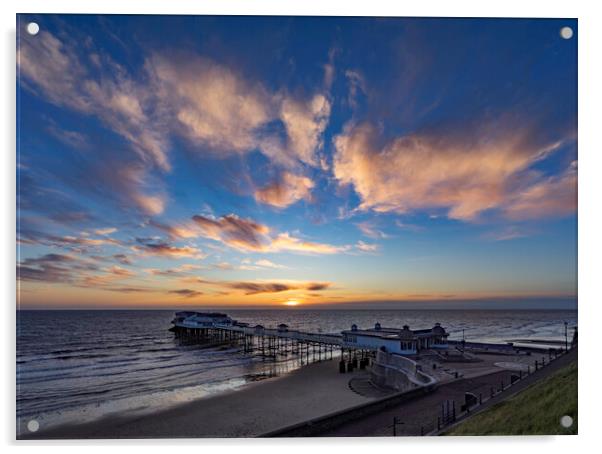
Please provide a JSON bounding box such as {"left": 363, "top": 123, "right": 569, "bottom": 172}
{"left": 341, "top": 322, "right": 449, "bottom": 355}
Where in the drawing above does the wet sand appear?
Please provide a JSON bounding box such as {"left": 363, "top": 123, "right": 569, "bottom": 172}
{"left": 19, "top": 359, "right": 374, "bottom": 439}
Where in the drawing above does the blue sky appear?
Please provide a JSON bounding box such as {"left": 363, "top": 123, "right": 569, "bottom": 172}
{"left": 16, "top": 15, "right": 577, "bottom": 309}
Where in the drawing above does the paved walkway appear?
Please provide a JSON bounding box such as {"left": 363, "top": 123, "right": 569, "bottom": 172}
{"left": 318, "top": 348, "right": 577, "bottom": 437}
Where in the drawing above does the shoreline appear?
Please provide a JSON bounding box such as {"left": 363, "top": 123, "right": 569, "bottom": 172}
{"left": 19, "top": 359, "right": 374, "bottom": 439}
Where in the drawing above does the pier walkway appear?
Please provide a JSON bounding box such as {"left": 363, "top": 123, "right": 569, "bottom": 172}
{"left": 172, "top": 312, "right": 371, "bottom": 364}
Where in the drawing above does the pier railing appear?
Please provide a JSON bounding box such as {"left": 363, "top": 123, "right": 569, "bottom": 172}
{"left": 371, "top": 351, "right": 438, "bottom": 391}
{"left": 209, "top": 323, "right": 344, "bottom": 345}
{"left": 425, "top": 346, "right": 577, "bottom": 436}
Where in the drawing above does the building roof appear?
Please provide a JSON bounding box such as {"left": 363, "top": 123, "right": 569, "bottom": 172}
{"left": 341, "top": 329, "right": 402, "bottom": 340}
{"left": 342, "top": 323, "right": 448, "bottom": 340}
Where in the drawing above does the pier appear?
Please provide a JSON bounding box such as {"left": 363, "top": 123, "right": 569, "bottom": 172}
{"left": 169, "top": 311, "right": 465, "bottom": 376}
{"left": 170, "top": 312, "right": 369, "bottom": 366}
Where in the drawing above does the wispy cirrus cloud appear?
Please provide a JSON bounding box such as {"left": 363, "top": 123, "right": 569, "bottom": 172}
{"left": 112, "top": 254, "right": 133, "bottom": 265}
{"left": 190, "top": 214, "right": 347, "bottom": 254}
{"left": 355, "top": 220, "right": 389, "bottom": 239}
{"left": 18, "top": 30, "right": 170, "bottom": 171}
{"left": 146, "top": 264, "right": 203, "bottom": 276}
{"left": 227, "top": 280, "right": 331, "bottom": 295}
{"left": 333, "top": 122, "right": 575, "bottom": 222}
{"left": 191, "top": 214, "right": 269, "bottom": 251}
{"left": 149, "top": 220, "right": 200, "bottom": 239}
{"left": 502, "top": 162, "right": 577, "bottom": 221}
{"left": 17, "top": 254, "right": 138, "bottom": 291}
{"left": 18, "top": 27, "right": 335, "bottom": 225}
{"left": 89, "top": 253, "right": 135, "bottom": 266}
{"left": 18, "top": 28, "right": 169, "bottom": 218}
{"left": 45, "top": 120, "right": 90, "bottom": 150}
{"left": 80, "top": 266, "right": 137, "bottom": 288}
{"left": 17, "top": 253, "right": 98, "bottom": 283}
{"left": 93, "top": 227, "right": 117, "bottom": 235}
{"left": 198, "top": 279, "right": 331, "bottom": 295}
{"left": 355, "top": 241, "right": 379, "bottom": 253}
{"left": 133, "top": 238, "right": 205, "bottom": 259}
{"left": 167, "top": 288, "right": 203, "bottom": 298}
{"left": 254, "top": 259, "right": 286, "bottom": 269}
{"left": 482, "top": 225, "right": 533, "bottom": 242}
{"left": 18, "top": 229, "right": 124, "bottom": 253}
{"left": 269, "top": 232, "right": 348, "bottom": 254}
{"left": 148, "top": 54, "right": 332, "bottom": 170}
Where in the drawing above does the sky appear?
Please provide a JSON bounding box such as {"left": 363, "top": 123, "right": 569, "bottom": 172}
{"left": 16, "top": 15, "right": 577, "bottom": 310}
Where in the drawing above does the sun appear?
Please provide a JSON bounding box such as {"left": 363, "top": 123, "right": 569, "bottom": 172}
{"left": 283, "top": 299, "right": 300, "bottom": 306}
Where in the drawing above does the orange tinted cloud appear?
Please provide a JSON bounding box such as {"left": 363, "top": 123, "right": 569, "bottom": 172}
{"left": 150, "top": 220, "right": 200, "bottom": 239}
{"left": 192, "top": 214, "right": 269, "bottom": 251}
{"left": 503, "top": 164, "right": 577, "bottom": 220}
{"left": 148, "top": 54, "right": 331, "bottom": 169}
{"left": 280, "top": 94, "right": 331, "bottom": 166}
{"left": 255, "top": 172, "right": 315, "bottom": 208}
{"left": 269, "top": 232, "right": 348, "bottom": 254}
{"left": 333, "top": 122, "right": 573, "bottom": 221}
{"left": 132, "top": 193, "right": 166, "bottom": 216}
{"left": 191, "top": 214, "right": 346, "bottom": 254}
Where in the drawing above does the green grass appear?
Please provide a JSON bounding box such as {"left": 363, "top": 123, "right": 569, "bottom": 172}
{"left": 445, "top": 360, "right": 577, "bottom": 436}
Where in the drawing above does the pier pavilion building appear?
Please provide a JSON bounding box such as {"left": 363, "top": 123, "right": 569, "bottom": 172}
{"left": 341, "top": 322, "right": 449, "bottom": 355}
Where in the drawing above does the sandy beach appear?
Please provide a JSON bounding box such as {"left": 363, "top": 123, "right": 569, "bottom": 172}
{"left": 20, "top": 359, "right": 374, "bottom": 439}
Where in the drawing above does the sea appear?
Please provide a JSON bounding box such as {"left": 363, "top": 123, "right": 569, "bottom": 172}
{"left": 16, "top": 309, "right": 577, "bottom": 434}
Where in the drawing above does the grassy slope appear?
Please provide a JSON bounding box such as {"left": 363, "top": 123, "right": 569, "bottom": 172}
{"left": 445, "top": 360, "right": 577, "bottom": 436}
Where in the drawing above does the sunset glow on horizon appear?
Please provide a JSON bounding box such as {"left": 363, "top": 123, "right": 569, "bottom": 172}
{"left": 17, "top": 16, "right": 577, "bottom": 310}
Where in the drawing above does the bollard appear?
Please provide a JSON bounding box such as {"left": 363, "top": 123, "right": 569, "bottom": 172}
{"left": 452, "top": 400, "right": 456, "bottom": 421}
{"left": 339, "top": 360, "right": 346, "bottom": 373}
{"left": 479, "top": 393, "right": 482, "bottom": 405}
{"left": 490, "top": 387, "right": 494, "bottom": 398}
{"left": 535, "top": 360, "right": 538, "bottom": 370}
{"left": 420, "top": 426, "right": 424, "bottom": 436}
